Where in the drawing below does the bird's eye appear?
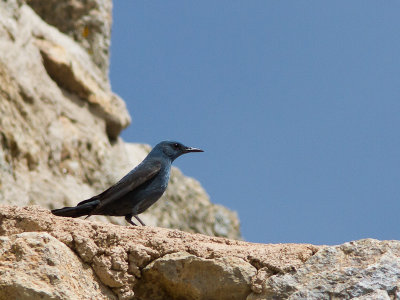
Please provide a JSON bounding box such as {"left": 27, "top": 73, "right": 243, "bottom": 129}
{"left": 173, "top": 143, "right": 179, "bottom": 148}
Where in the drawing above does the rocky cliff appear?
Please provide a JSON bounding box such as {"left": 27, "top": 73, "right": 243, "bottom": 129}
{"left": 0, "top": 0, "right": 240, "bottom": 239}
{"left": 1, "top": 2, "right": 400, "bottom": 300}
{"left": 1, "top": 206, "right": 400, "bottom": 300}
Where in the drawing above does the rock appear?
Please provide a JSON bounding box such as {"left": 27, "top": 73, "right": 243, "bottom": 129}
{"left": 137, "top": 252, "right": 257, "bottom": 300}
{"left": 0, "top": 231, "right": 115, "bottom": 300}
{"left": 249, "top": 239, "right": 400, "bottom": 300}
{"left": 1, "top": 206, "right": 400, "bottom": 300}
{"left": 0, "top": 205, "right": 319, "bottom": 300}
{"left": 1, "top": 1, "right": 400, "bottom": 299}
{"left": 26, "top": 0, "right": 112, "bottom": 78}
{"left": 0, "top": 0, "right": 241, "bottom": 240}
{"left": 353, "top": 290, "right": 391, "bottom": 300}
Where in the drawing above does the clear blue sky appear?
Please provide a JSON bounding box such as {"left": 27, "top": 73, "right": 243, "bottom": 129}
{"left": 109, "top": 1, "right": 400, "bottom": 245}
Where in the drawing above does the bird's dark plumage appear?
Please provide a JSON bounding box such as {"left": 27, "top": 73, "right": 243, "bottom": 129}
{"left": 51, "top": 141, "right": 203, "bottom": 225}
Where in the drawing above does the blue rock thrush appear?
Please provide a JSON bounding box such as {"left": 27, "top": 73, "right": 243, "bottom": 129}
{"left": 51, "top": 141, "right": 203, "bottom": 226}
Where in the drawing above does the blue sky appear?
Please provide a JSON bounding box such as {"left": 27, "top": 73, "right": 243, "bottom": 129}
{"left": 110, "top": 1, "right": 400, "bottom": 245}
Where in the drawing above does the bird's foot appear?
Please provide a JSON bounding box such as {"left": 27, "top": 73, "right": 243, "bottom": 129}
{"left": 134, "top": 215, "right": 146, "bottom": 226}
{"left": 125, "top": 214, "right": 138, "bottom": 226}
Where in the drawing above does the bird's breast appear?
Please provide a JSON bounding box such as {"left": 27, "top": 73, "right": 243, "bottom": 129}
{"left": 159, "top": 167, "right": 171, "bottom": 189}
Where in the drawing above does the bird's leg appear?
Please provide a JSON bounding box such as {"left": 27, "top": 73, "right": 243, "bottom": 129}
{"left": 134, "top": 215, "right": 146, "bottom": 226}
{"left": 125, "top": 214, "right": 137, "bottom": 226}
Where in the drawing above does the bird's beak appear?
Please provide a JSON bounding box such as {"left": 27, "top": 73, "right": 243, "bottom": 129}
{"left": 184, "top": 146, "right": 204, "bottom": 153}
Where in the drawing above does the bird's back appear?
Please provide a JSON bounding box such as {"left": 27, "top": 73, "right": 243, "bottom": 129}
{"left": 92, "top": 156, "right": 172, "bottom": 216}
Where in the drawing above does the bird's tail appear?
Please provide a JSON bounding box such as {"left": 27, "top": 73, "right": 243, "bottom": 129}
{"left": 51, "top": 200, "right": 99, "bottom": 218}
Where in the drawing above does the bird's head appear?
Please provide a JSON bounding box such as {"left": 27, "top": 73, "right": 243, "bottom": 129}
{"left": 154, "top": 141, "right": 204, "bottom": 161}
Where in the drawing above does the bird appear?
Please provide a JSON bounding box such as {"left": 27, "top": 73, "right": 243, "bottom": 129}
{"left": 51, "top": 141, "right": 203, "bottom": 226}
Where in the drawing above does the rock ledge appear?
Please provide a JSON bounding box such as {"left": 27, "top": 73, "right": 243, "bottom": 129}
{"left": 0, "top": 205, "right": 317, "bottom": 299}
{"left": 1, "top": 205, "right": 399, "bottom": 300}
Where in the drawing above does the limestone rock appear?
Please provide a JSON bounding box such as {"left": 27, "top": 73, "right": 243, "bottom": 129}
{"left": 2, "top": 206, "right": 400, "bottom": 300}
{"left": 249, "top": 239, "right": 400, "bottom": 300}
{"left": 0, "top": 0, "right": 241, "bottom": 240}
{"left": 353, "top": 290, "right": 392, "bottom": 300}
{"left": 137, "top": 252, "right": 257, "bottom": 300}
{"left": 26, "top": 0, "right": 112, "bottom": 78}
{"left": 0, "top": 231, "right": 115, "bottom": 300}
{"left": 0, "top": 205, "right": 319, "bottom": 300}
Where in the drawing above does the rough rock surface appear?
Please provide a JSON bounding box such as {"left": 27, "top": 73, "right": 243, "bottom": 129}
{"left": 250, "top": 239, "right": 400, "bottom": 300}
{"left": 1, "top": 206, "right": 400, "bottom": 300}
{"left": 0, "top": 206, "right": 319, "bottom": 300}
{"left": 0, "top": 0, "right": 240, "bottom": 240}
{"left": 0, "top": 231, "right": 115, "bottom": 300}
{"left": 26, "top": 0, "right": 113, "bottom": 78}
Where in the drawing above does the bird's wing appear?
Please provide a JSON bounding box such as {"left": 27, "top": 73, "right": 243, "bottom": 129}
{"left": 80, "top": 159, "right": 162, "bottom": 213}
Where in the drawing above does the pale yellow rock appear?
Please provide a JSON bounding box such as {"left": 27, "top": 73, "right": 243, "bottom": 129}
{"left": 0, "top": 0, "right": 241, "bottom": 240}
{"left": 0, "top": 231, "right": 115, "bottom": 300}
{"left": 34, "top": 37, "right": 130, "bottom": 139}
{"left": 137, "top": 252, "right": 257, "bottom": 300}
{"left": 249, "top": 239, "right": 400, "bottom": 300}
{"left": 352, "top": 290, "right": 391, "bottom": 300}
{"left": 2, "top": 206, "right": 398, "bottom": 300}
{"left": 26, "top": 0, "right": 113, "bottom": 77}
{"left": 0, "top": 205, "right": 319, "bottom": 300}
